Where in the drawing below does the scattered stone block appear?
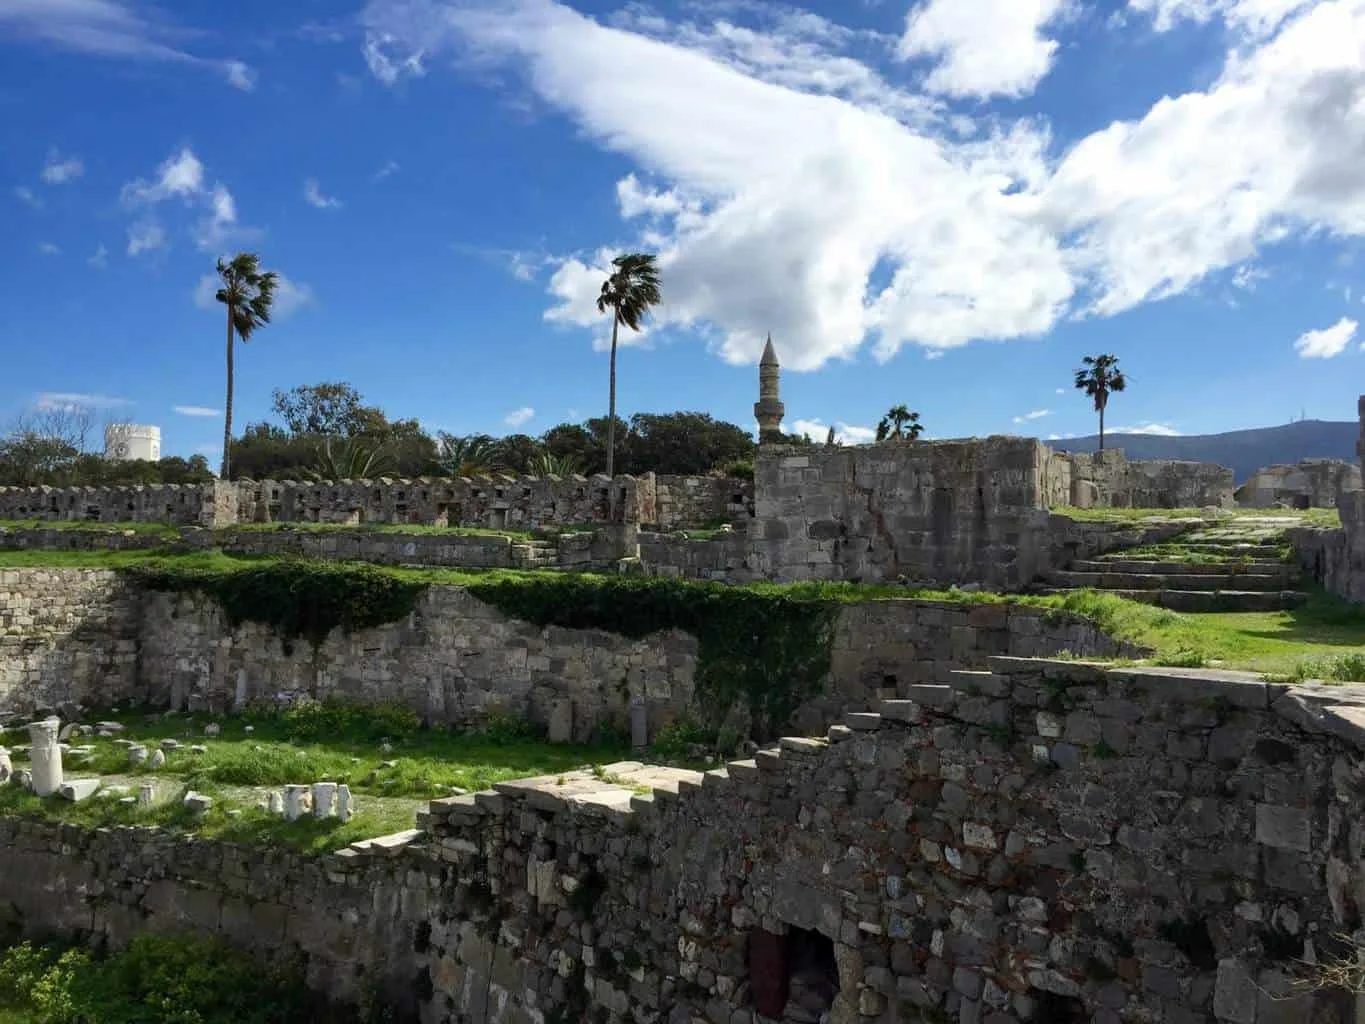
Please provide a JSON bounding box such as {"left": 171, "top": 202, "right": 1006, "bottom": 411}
{"left": 183, "top": 791, "right": 213, "bottom": 813}
{"left": 58, "top": 779, "right": 101, "bottom": 802}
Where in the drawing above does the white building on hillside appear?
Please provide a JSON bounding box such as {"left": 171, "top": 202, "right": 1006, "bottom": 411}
{"left": 104, "top": 424, "right": 161, "bottom": 462}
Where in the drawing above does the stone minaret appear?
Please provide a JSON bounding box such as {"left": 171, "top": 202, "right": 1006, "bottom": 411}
{"left": 754, "top": 334, "right": 785, "bottom": 442}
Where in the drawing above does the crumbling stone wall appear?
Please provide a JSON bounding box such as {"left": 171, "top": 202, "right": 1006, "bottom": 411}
{"left": 1049, "top": 449, "right": 1235, "bottom": 509}
{"left": 0, "top": 474, "right": 747, "bottom": 533}
{"left": 0, "top": 571, "right": 1135, "bottom": 734}
{"left": 6, "top": 657, "right": 1365, "bottom": 1023}
{"left": 1289, "top": 398, "right": 1365, "bottom": 602}
{"left": 1238, "top": 460, "right": 1362, "bottom": 509}
{"left": 0, "top": 569, "right": 140, "bottom": 716}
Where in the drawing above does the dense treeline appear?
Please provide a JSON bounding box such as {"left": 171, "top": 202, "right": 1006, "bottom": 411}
{"left": 0, "top": 383, "right": 817, "bottom": 488}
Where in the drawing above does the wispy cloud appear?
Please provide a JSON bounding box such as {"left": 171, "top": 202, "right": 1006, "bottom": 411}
{"left": 1293, "top": 316, "right": 1358, "bottom": 359}
{"left": 37, "top": 241, "right": 60, "bottom": 255}
{"left": 1012, "top": 408, "right": 1050, "bottom": 424}
{"left": 88, "top": 244, "right": 108, "bottom": 269}
{"left": 374, "top": 159, "right": 399, "bottom": 181}
{"left": 127, "top": 220, "right": 167, "bottom": 256}
{"left": 303, "top": 178, "right": 342, "bottom": 209}
{"left": 174, "top": 405, "right": 221, "bottom": 417}
{"left": 453, "top": 242, "right": 554, "bottom": 282}
{"left": 0, "top": 1, "right": 254, "bottom": 89}
{"left": 1054, "top": 387, "right": 1066, "bottom": 395}
{"left": 35, "top": 391, "right": 130, "bottom": 412}
{"left": 40, "top": 149, "right": 83, "bottom": 185}
{"left": 13, "top": 185, "right": 41, "bottom": 209}
{"left": 223, "top": 60, "right": 255, "bottom": 91}
{"left": 1111, "top": 422, "right": 1183, "bottom": 437}
{"left": 791, "top": 418, "right": 877, "bottom": 445}
{"left": 503, "top": 406, "right": 536, "bottom": 428}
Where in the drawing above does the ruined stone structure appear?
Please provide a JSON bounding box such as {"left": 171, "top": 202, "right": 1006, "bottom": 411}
{"left": 1237, "top": 460, "right": 1361, "bottom": 510}
{"left": 1290, "top": 398, "right": 1365, "bottom": 602}
{"left": 0, "top": 569, "right": 1135, "bottom": 737}
{"left": 0, "top": 472, "right": 752, "bottom": 534}
{"left": 5, "top": 657, "right": 1365, "bottom": 1022}
{"left": 1045, "top": 448, "right": 1235, "bottom": 510}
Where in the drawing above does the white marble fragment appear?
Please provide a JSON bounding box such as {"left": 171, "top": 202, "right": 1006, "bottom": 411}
{"left": 284, "top": 784, "right": 309, "bottom": 821}
{"left": 0, "top": 747, "right": 11, "bottom": 785}
{"left": 183, "top": 791, "right": 213, "bottom": 813}
{"left": 149, "top": 749, "right": 166, "bottom": 770}
{"left": 267, "top": 791, "right": 284, "bottom": 815}
{"left": 312, "top": 782, "right": 338, "bottom": 819}
{"left": 27, "top": 719, "right": 62, "bottom": 797}
{"left": 58, "top": 779, "right": 101, "bottom": 802}
{"left": 336, "top": 784, "right": 353, "bottom": 822}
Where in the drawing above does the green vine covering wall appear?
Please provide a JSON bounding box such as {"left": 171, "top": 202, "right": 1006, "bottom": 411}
{"left": 466, "top": 575, "right": 837, "bottom": 736}
{"left": 121, "top": 560, "right": 837, "bottom": 734}
{"left": 123, "top": 560, "right": 429, "bottom": 652}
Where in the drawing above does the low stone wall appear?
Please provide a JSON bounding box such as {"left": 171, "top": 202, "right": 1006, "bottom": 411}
{"left": 0, "top": 569, "right": 141, "bottom": 718}
{"left": 0, "top": 571, "right": 1140, "bottom": 736}
{"left": 6, "top": 658, "right": 1365, "bottom": 1023}
{"left": 1238, "top": 460, "right": 1362, "bottom": 510}
{"left": 1048, "top": 449, "right": 1235, "bottom": 510}
{"left": 0, "top": 524, "right": 629, "bottom": 573}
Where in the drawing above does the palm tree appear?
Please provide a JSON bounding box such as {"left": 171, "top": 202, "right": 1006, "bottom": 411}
{"left": 875, "top": 405, "right": 923, "bottom": 442}
{"left": 1074, "top": 354, "right": 1127, "bottom": 451}
{"left": 306, "top": 435, "right": 395, "bottom": 481}
{"left": 528, "top": 452, "right": 582, "bottom": 477}
{"left": 435, "top": 433, "right": 504, "bottom": 476}
{"left": 215, "top": 253, "right": 278, "bottom": 479}
{"left": 597, "top": 253, "right": 661, "bottom": 479}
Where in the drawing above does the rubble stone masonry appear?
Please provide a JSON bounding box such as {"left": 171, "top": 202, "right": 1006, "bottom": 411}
{"left": 4, "top": 658, "right": 1365, "bottom": 1022}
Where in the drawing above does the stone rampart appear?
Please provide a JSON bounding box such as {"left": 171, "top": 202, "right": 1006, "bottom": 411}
{"left": 1238, "top": 460, "right": 1362, "bottom": 510}
{"left": 0, "top": 571, "right": 1138, "bottom": 736}
{"left": 1048, "top": 449, "right": 1235, "bottom": 509}
{"left": 0, "top": 473, "right": 751, "bottom": 534}
{"left": 6, "top": 658, "right": 1365, "bottom": 1022}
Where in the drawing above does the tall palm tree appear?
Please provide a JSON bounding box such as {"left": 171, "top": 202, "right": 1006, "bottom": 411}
{"left": 1074, "top": 354, "right": 1127, "bottom": 451}
{"left": 597, "top": 253, "right": 661, "bottom": 479}
{"left": 876, "top": 405, "right": 923, "bottom": 442}
{"left": 215, "top": 253, "right": 277, "bottom": 479}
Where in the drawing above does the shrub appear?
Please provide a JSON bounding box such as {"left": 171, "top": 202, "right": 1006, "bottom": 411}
{"left": 280, "top": 698, "right": 421, "bottom": 744}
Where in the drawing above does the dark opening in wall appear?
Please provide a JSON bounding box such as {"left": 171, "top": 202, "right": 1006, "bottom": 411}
{"left": 1293, "top": 494, "right": 1311, "bottom": 510}
{"left": 747, "top": 927, "right": 838, "bottom": 1020}
{"left": 1031, "top": 990, "right": 1086, "bottom": 1022}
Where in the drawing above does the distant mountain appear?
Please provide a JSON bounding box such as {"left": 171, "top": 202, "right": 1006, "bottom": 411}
{"left": 1045, "top": 419, "right": 1359, "bottom": 483}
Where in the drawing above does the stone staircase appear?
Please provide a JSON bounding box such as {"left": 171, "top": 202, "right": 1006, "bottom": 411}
{"left": 1044, "top": 516, "right": 1309, "bottom": 612}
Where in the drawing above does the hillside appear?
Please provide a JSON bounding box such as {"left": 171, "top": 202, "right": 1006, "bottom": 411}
{"left": 1045, "top": 419, "right": 1358, "bottom": 482}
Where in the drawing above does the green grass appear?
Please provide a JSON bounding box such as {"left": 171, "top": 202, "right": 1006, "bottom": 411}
{"left": 1053, "top": 506, "right": 1340, "bottom": 529}
{"left": 0, "top": 518, "right": 180, "bottom": 538}
{"left": 0, "top": 518, "right": 607, "bottom": 542}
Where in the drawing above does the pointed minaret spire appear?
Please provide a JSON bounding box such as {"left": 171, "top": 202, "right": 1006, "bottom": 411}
{"left": 754, "top": 333, "right": 784, "bottom": 442}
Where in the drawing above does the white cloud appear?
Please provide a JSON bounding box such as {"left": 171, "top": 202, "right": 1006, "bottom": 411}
{"left": 1054, "top": 387, "right": 1066, "bottom": 394}
{"left": 503, "top": 406, "right": 536, "bottom": 427}
{"left": 174, "top": 405, "right": 221, "bottom": 417}
{"left": 1012, "top": 408, "right": 1051, "bottom": 423}
{"left": 375, "top": 159, "right": 400, "bottom": 180}
{"left": 121, "top": 147, "right": 250, "bottom": 253}
{"left": 35, "top": 391, "right": 130, "bottom": 411}
{"left": 37, "top": 241, "right": 60, "bottom": 255}
{"left": 1128, "top": 0, "right": 1313, "bottom": 38}
{"left": 1231, "top": 264, "right": 1269, "bottom": 291}
{"left": 1110, "top": 422, "right": 1183, "bottom": 436}
{"left": 359, "top": 0, "right": 1365, "bottom": 372}
{"left": 303, "top": 178, "right": 342, "bottom": 209}
{"left": 126, "top": 221, "right": 167, "bottom": 256}
{"left": 40, "top": 150, "right": 83, "bottom": 185}
{"left": 1293, "top": 315, "right": 1359, "bottom": 358}
{"left": 791, "top": 418, "right": 878, "bottom": 444}
{"left": 194, "top": 271, "right": 315, "bottom": 319}
{"left": 898, "top": 0, "right": 1071, "bottom": 99}
{"left": 14, "top": 185, "right": 41, "bottom": 209}
{"left": 88, "top": 244, "right": 108, "bottom": 269}
{"left": 223, "top": 59, "right": 256, "bottom": 90}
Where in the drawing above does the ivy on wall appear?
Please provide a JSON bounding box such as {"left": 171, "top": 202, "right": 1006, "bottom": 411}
{"left": 466, "top": 575, "right": 837, "bottom": 737}
{"left": 123, "top": 560, "right": 428, "bottom": 653}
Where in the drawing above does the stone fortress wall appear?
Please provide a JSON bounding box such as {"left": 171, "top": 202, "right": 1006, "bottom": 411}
{"left": 5, "top": 657, "right": 1365, "bottom": 1023}
{"left": 0, "top": 471, "right": 754, "bottom": 533}
{"left": 1290, "top": 397, "right": 1365, "bottom": 602}
{"left": 1238, "top": 459, "right": 1362, "bottom": 510}
{"left": 0, "top": 568, "right": 1137, "bottom": 737}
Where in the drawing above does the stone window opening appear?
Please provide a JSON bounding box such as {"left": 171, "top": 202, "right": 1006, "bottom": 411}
{"left": 1029, "top": 990, "right": 1086, "bottom": 1022}
{"left": 748, "top": 926, "right": 839, "bottom": 1022}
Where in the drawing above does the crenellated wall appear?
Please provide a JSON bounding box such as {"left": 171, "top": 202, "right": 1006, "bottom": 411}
{"left": 6, "top": 657, "right": 1365, "bottom": 1023}
{"left": 0, "top": 472, "right": 753, "bottom": 534}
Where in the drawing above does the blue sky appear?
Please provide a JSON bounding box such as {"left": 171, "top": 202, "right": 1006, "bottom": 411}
{"left": 3, "top": 0, "right": 1365, "bottom": 462}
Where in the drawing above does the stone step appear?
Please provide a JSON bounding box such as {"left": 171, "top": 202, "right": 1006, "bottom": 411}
{"left": 1050, "top": 570, "right": 1295, "bottom": 593}
{"left": 1171, "top": 541, "right": 1286, "bottom": 555}
{"left": 1079, "top": 559, "right": 1292, "bottom": 576}
{"left": 1044, "top": 588, "right": 1310, "bottom": 612}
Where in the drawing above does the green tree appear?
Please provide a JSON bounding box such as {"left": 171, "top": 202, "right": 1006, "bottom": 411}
{"left": 1073, "top": 354, "right": 1127, "bottom": 451}
{"left": 498, "top": 433, "right": 546, "bottom": 474}
{"left": 596, "top": 253, "right": 661, "bottom": 478}
{"left": 627, "top": 412, "right": 755, "bottom": 476}
{"left": 271, "top": 382, "right": 374, "bottom": 436}
{"left": 528, "top": 452, "right": 583, "bottom": 477}
{"left": 875, "top": 405, "right": 923, "bottom": 441}
{"left": 306, "top": 435, "right": 396, "bottom": 481}
{"left": 215, "top": 253, "right": 278, "bottom": 479}
{"left": 435, "top": 433, "right": 504, "bottom": 476}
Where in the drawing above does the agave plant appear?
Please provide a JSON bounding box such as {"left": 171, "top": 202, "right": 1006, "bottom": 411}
{"left": 527, "top": 452, "right": 583, "bottom": 477}
{"left": 306, "top": 435, "right": 396, "bottom": 481}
